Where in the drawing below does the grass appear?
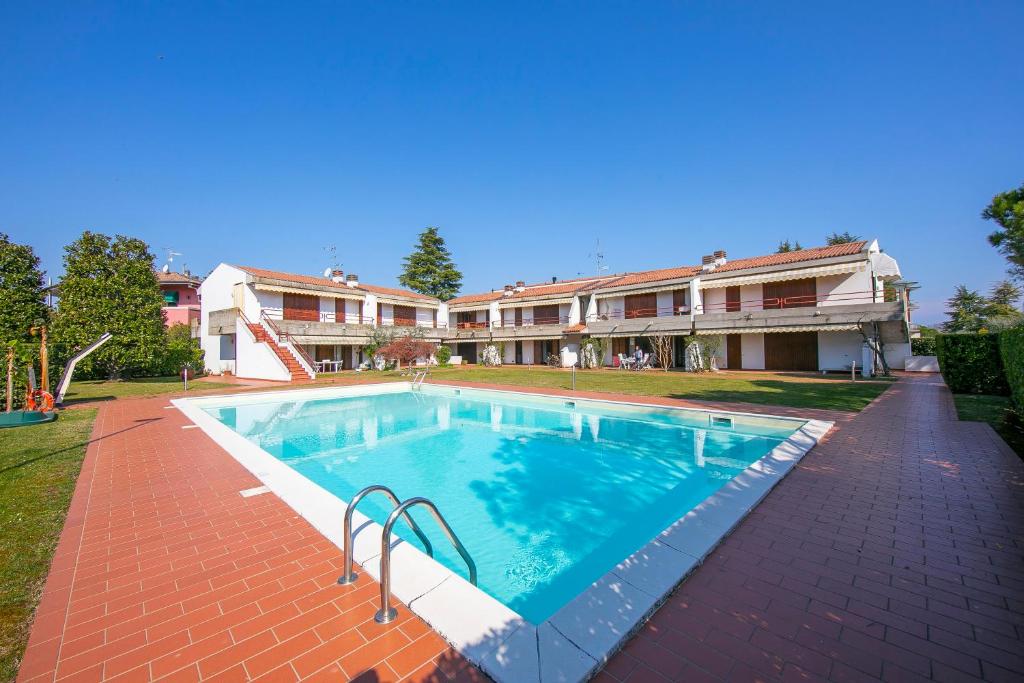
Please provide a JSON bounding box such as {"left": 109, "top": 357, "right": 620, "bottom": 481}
{"left": 62, "top": 375, "right": 235, "bottom": 405}
{"left": 0, "top": 407, "right": 97, "bottom": 681}
{"left": 419, "top": 366, "right": 894, "bottom": 412}
{"left": 953, "top": 393, "right": 1024, "bottom": 457}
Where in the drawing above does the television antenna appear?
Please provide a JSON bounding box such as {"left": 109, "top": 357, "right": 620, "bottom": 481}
{"left": 323, "top": 244, "right": 341, "bottom": 272}
{"left": 587, "top": 239, "right": 609, "bottom": 276}
{"left": 161, "top": 248, "right": 183, "bottom": 273}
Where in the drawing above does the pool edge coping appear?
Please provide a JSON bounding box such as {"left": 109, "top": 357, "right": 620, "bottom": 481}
{"left": 172, "top": 381, "right": 833, "bottom": 683}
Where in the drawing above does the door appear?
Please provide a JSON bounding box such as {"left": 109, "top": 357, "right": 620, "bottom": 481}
{"left": 515, "top": 308, "right": 523, "bottom": 327}
{"left": 726, "top": 334, "right": 742, "bottom": 369}
{"left": 624, "top": 293, "right": 657, "bottom": 319}
{"left": 764, "top": 332, "right": 818, "bottom": 371}
{"left": 457, "top": 342, "right": 476, "bottom": 363}
{"left": 283, "top": 293, "right": 319, "bottom": 321}
{"left": 725, "top": 286, "right": 741, "bottom": 313}
{"left": 673, "top": 336, "right": 687, "bottom": 367}
{"left": 514, "top": 341, "right": 523, "bottom": 364}
{"left": 764, "top": 279, "right": 816, "bottom": 309}
{"left": 334, "top": 298, "right": 346, "bottom": 323}
{"left": 393, "top": 305, "right": 417, "bottom": 327}
{"left": 672, "top": 289, "right": 687, "bottom": 315}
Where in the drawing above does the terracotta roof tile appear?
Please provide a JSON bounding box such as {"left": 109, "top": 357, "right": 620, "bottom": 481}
{"left": 235, "top": 266, "right": 437, "bottom": 301}
{"left": 447, "top": 291, "right": 504, "bottom": 305}
{"left": 156, "top": 270, "right": 202, "bottom": 285}
{"left": 711, "top": 241, "right": 867, "bottom": 272}
{"left": 564, "top": 323, "right": 586, "bottom": 333}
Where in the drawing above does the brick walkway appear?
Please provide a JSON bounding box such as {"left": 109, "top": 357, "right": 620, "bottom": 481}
{"left": 15, "top": 374, "right": 1024, "bottom": 682}
{"left": 598, "top": 374, "right": 1024, "bottom": 683}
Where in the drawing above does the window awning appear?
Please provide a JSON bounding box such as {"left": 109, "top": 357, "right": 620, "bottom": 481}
{"left": 498, "top": 297, "right": 574, "bottom": 309}
{"left": 594, "top": 283, "right": 687, "bottom": 299}
{"left": 376, "top": 297, "right": 440, "bottom": 309}
{"left": 254, "top": 283, "right": 364, "bottom": 301}
{"left": 291, "top": 335, "right": 370, "bottom": 345}
{"left": 699, "top": 262, "right": 865, "bottom": 289}
{"left": 695, "top": 324, "right": 861, "bottom": 335}
{"left": 447, "top": 303, "right": 492, "bottom": 312}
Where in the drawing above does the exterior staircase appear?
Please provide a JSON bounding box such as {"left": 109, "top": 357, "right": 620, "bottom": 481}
{"left": 246, "top": 323, "right": 314, "bottom": 380}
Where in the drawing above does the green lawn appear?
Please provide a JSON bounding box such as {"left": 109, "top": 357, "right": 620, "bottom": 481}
{"left": 422, "top": 367, "right": 894, "bottom": 412}
{"left": 953, "top": 394, "right": 1024, "bottom": 457}
{"left": 0, "top": 408, "right": 96, "bottom": 681}
{"left": 62, "top": 376, "right": 235, "bottom": 405}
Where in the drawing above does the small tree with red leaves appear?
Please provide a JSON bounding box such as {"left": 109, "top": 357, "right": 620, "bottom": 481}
{"left": 377, "top": 336, "right": 436, "bottom": 367}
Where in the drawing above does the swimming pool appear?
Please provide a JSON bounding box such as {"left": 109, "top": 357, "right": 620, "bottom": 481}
{"left": 176, "top": 383, "right": 831, "bottom": 682}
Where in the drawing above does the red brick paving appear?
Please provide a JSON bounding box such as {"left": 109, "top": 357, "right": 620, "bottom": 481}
{"left": 16, "top": 373, "right": 1024, "bottom": 682}
{"left": 598, "top": 374, "right": 1024, "bottom": 683}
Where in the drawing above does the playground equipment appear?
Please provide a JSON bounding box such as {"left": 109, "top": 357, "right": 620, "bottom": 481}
{"left": 54, "top": 332, "right": 113, "bottom": 406}
{"left": 2, "top": 332, "right": 113, "bottom": 427}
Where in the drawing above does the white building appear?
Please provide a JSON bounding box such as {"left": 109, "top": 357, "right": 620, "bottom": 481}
{"left": 199, "top": 265, "right": 446, "bottom": 381}
{"left": 445, "top": 239, "right": 911, "bottom": 373}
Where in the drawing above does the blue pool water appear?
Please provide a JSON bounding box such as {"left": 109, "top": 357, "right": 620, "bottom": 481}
{"left": 204, "top": 386, "right": 801, "bottom": 623}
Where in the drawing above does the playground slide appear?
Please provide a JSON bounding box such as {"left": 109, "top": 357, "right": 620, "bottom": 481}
{"left": 54, "top": 332, "right": 113, "bottom": 405}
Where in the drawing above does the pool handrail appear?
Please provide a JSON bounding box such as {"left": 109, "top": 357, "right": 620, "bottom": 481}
{"left": 337, "top": 485, "right": 434, "bottom": 586}
{"left": 375, "top": 496, "right": 477, "bottom": 624}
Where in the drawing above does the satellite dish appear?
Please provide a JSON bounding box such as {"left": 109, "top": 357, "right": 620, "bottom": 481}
{"left": 162, "top": 264, "right": 170, "bottom": 273}
{"left": 323, "top": 267, "right": 332, "bottom": 278}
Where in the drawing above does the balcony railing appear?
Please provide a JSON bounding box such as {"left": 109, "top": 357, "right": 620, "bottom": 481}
{"left": 701, "top": 290, "right": 883, "bottom": 313}
{"left": 499, "top": 315, "right": 570, "bottom": 327}
{"left": 587, "top": 306, "right": 689, "bottom": 322}
{"left": 455, "top": 321, "right": 490, "bottom": 329}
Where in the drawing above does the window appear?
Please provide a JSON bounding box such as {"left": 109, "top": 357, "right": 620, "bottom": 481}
{"left": 163, "top": 290, "right": 179, "bottom": 305}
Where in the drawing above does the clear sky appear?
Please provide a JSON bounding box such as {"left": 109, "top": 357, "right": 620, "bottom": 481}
{"left": 2, "top": 2, "right": 1021, "bottom": 324}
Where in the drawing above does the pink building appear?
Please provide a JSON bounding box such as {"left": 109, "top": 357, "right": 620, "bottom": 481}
{"left": 158, "top": 270, "right": 202, "bottom": 334}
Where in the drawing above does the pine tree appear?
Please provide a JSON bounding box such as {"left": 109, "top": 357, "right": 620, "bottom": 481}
{"left": 941, "top": 285, "right": 987, "bottom": 333}
{"left": 776, "top": 239, "right": 803, "bottom": 253}
{"left": 984, "top": 183, "right": 1024, "bottom": 281}
{"left": 398, "top": 227, "right": 463, "bottom": 301}
{"left": 984, "top": 279, "right": 1023, "bottom": 322}
{"left": 0, "top": 233, "right": 47, "bottom": 345}
{"left": 52, "top": 231, "right": 167, "bottom": 378}
{"left": 826, "top": 231, "right": 861, "bottom": 245}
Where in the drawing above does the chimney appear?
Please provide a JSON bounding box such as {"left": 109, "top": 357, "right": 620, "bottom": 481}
{"left": 330, "top": 269, "right": 345, "bottom": 283}
{"left": 701, "top": 255, "right": 717, "bottom": 272}
{"left": 713, "top": 250, "right": 727, "bottom": 266}
{"left": 503, "top": 284, "right": 514, "bottom": 297}
{"left": 346, "top": 273, "right": 359, "bottom": 287}
{"left": 515, "top": 280, "right": 525, "bottom": 292}
{"left": 551, "top": 276, "right": 558, "bottom": 284}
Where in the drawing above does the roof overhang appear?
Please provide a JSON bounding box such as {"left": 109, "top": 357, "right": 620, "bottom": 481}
{"left": 375, "top": 296, "right": 440, "bottom": 309}
{"left": 447, "top": 302, "right": 495, "bottom": 312}
{"left": 699, "top": 261, "right": 865, "bottom": 289}
{"left": 695, "top": 324, "right": 862, "bottom": 335}
{"left": 592, "top": 278, "right": 693, "bottom": 299}
{"left": 499, "top": 297, "right": 574, "bottom": 309}
{"left": 254, "top": 282, "right": 364, "bottom": 301}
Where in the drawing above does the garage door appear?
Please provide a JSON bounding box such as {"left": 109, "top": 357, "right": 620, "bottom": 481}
{"left": 764, "top": 332, "right": 818, "bottom": 371}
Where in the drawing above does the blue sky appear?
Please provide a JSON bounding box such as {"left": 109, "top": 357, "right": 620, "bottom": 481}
{"left": 2, "top": 2, "right": 1021, "bottom": 324}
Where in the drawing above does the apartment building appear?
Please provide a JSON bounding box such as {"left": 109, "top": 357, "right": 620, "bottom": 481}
{"left": 199, "top": 264, "right": 446, "bottom": 381}
{"left": 197, "top": 239, "right": 910, "bottom": 381}
{"left": 445, "top": 239, "right": 911, "bottom": 372}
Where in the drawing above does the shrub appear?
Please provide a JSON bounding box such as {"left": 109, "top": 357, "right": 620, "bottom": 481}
{"left": 435, "top": 345, "right": 451, "bottom": 366}
{"left": 911, "top": 337, "right": 936, "bottom": 356}
{"left": 935, "top": 333, "right": 1008, "bottom": 395}
{"left": 377, "top": 336, "right": 436, "bottom": 367}
{"left": 159, "top": 324, "right": 205, "bottom": 376}
{"left": 999, "top": 326, "right": 1024, "bottom": 408}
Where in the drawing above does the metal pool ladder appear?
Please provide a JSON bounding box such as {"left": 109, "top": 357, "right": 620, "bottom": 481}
{"left": 375, "top": 497, "right": 477, "bottom": 624}
{"left": 411, "top": 370, "right": 428, "bottom": 389}
{"left": 337, "top": 485, "right": 434, "bottom": 585}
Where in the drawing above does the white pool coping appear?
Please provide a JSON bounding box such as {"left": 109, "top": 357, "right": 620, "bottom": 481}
{"left": 173, "top": 382, "right": 832, "bottom": 683}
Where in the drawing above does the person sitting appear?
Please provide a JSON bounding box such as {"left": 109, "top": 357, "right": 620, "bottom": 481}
{"left": 633, "top": 347, "right": 644, "bottom": 368}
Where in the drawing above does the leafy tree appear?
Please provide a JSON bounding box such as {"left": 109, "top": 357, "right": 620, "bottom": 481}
{"left": 826, "top": 231, "right": 861, "bottom": 245}
{"left": 377, "top": 336, "right": 436, "bottom": 366}
{"left": 52, "top": 231, "right": 167, "bottom": 378}
{"left": 398, "top": 227, "right": 463, "bottom": 300}
{"left": 0, "top": 233, "right": 47, "bottom": 345}
{"left": 160, "top": 323, "right": 205, "bottom": 375}
{"left": 941, "top": 285, "right": 987, "bottom": 333}
{"left": 984, "top": 183, "right": 1024, "bottom": 280}
{"left": 776, "top": 239, "right": 803, "bottom": 253}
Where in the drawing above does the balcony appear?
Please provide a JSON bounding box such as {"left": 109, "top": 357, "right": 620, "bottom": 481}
{"left": 443, "top": 316, "right": 574, "bottom": 341}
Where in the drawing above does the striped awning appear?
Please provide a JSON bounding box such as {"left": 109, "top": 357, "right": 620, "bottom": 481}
{"left": 254, "top": 283, "right": 364, "bottom": 301}
{"left": 594, "top": 283, "right": 687, "bottom": 299}
{"left": 499, "top": 297, "right": 574, "bottom": 309}
{"left": 699, "top": 262, "right": 865, "bottom": 289}
{"left": 376, "top": 296, "right": 440, "bottom": 309}
{"left": 695, "top": 324, "right": 861, "bottom": 335}
{"left": 290, "top": 335, "right": 370, "bottom": 345}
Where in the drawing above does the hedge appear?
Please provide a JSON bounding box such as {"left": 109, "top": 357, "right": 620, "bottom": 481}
{"left": 1000, "top": 326, "right": 1024, "bottom": 408}
{"left": 935, "top": 333, "right": 1009, "bottom": 395}
{"left": 911, "top": 337, "right": 936, "bottom": 356}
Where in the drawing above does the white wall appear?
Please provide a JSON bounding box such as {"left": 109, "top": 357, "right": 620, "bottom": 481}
{"left": 818, "top": 331, "right": 864, "bottom": 371}
{"left": 739, "top": 284, "right": 763, "bottom": 311}
{"left": 558, "top": 303, "right": 571, "bottom": 323}
{"left": 198, "top": 264, "right": 248, "bottom": 374}
{"left": 416, "top": 307, "right": 435, "bottom": 327}
{"left": 740, "top": 333, "right": 765, "bottom": 370}
{"left": 817, "top": 270, "right": 872, "bottom": 307}
{"left": 597, "top": 296, "right": 623, "bottom": 318}
{"left": 656, "top": 291, "right": 673, "bottom": 316}
{"left": 235, "top": 322, "right": 291, "bottom": 381}
{"left": 503, "top": 343, "right": 515, "bottom": 364}
{"left": 702, "top": 287, "right": 727, "bottom": 312}
{"left": 521, "top": 340, "right": 535, "bottom": 364}
{"left": 884, "top": 342, "right": 912, "bottom": 371}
